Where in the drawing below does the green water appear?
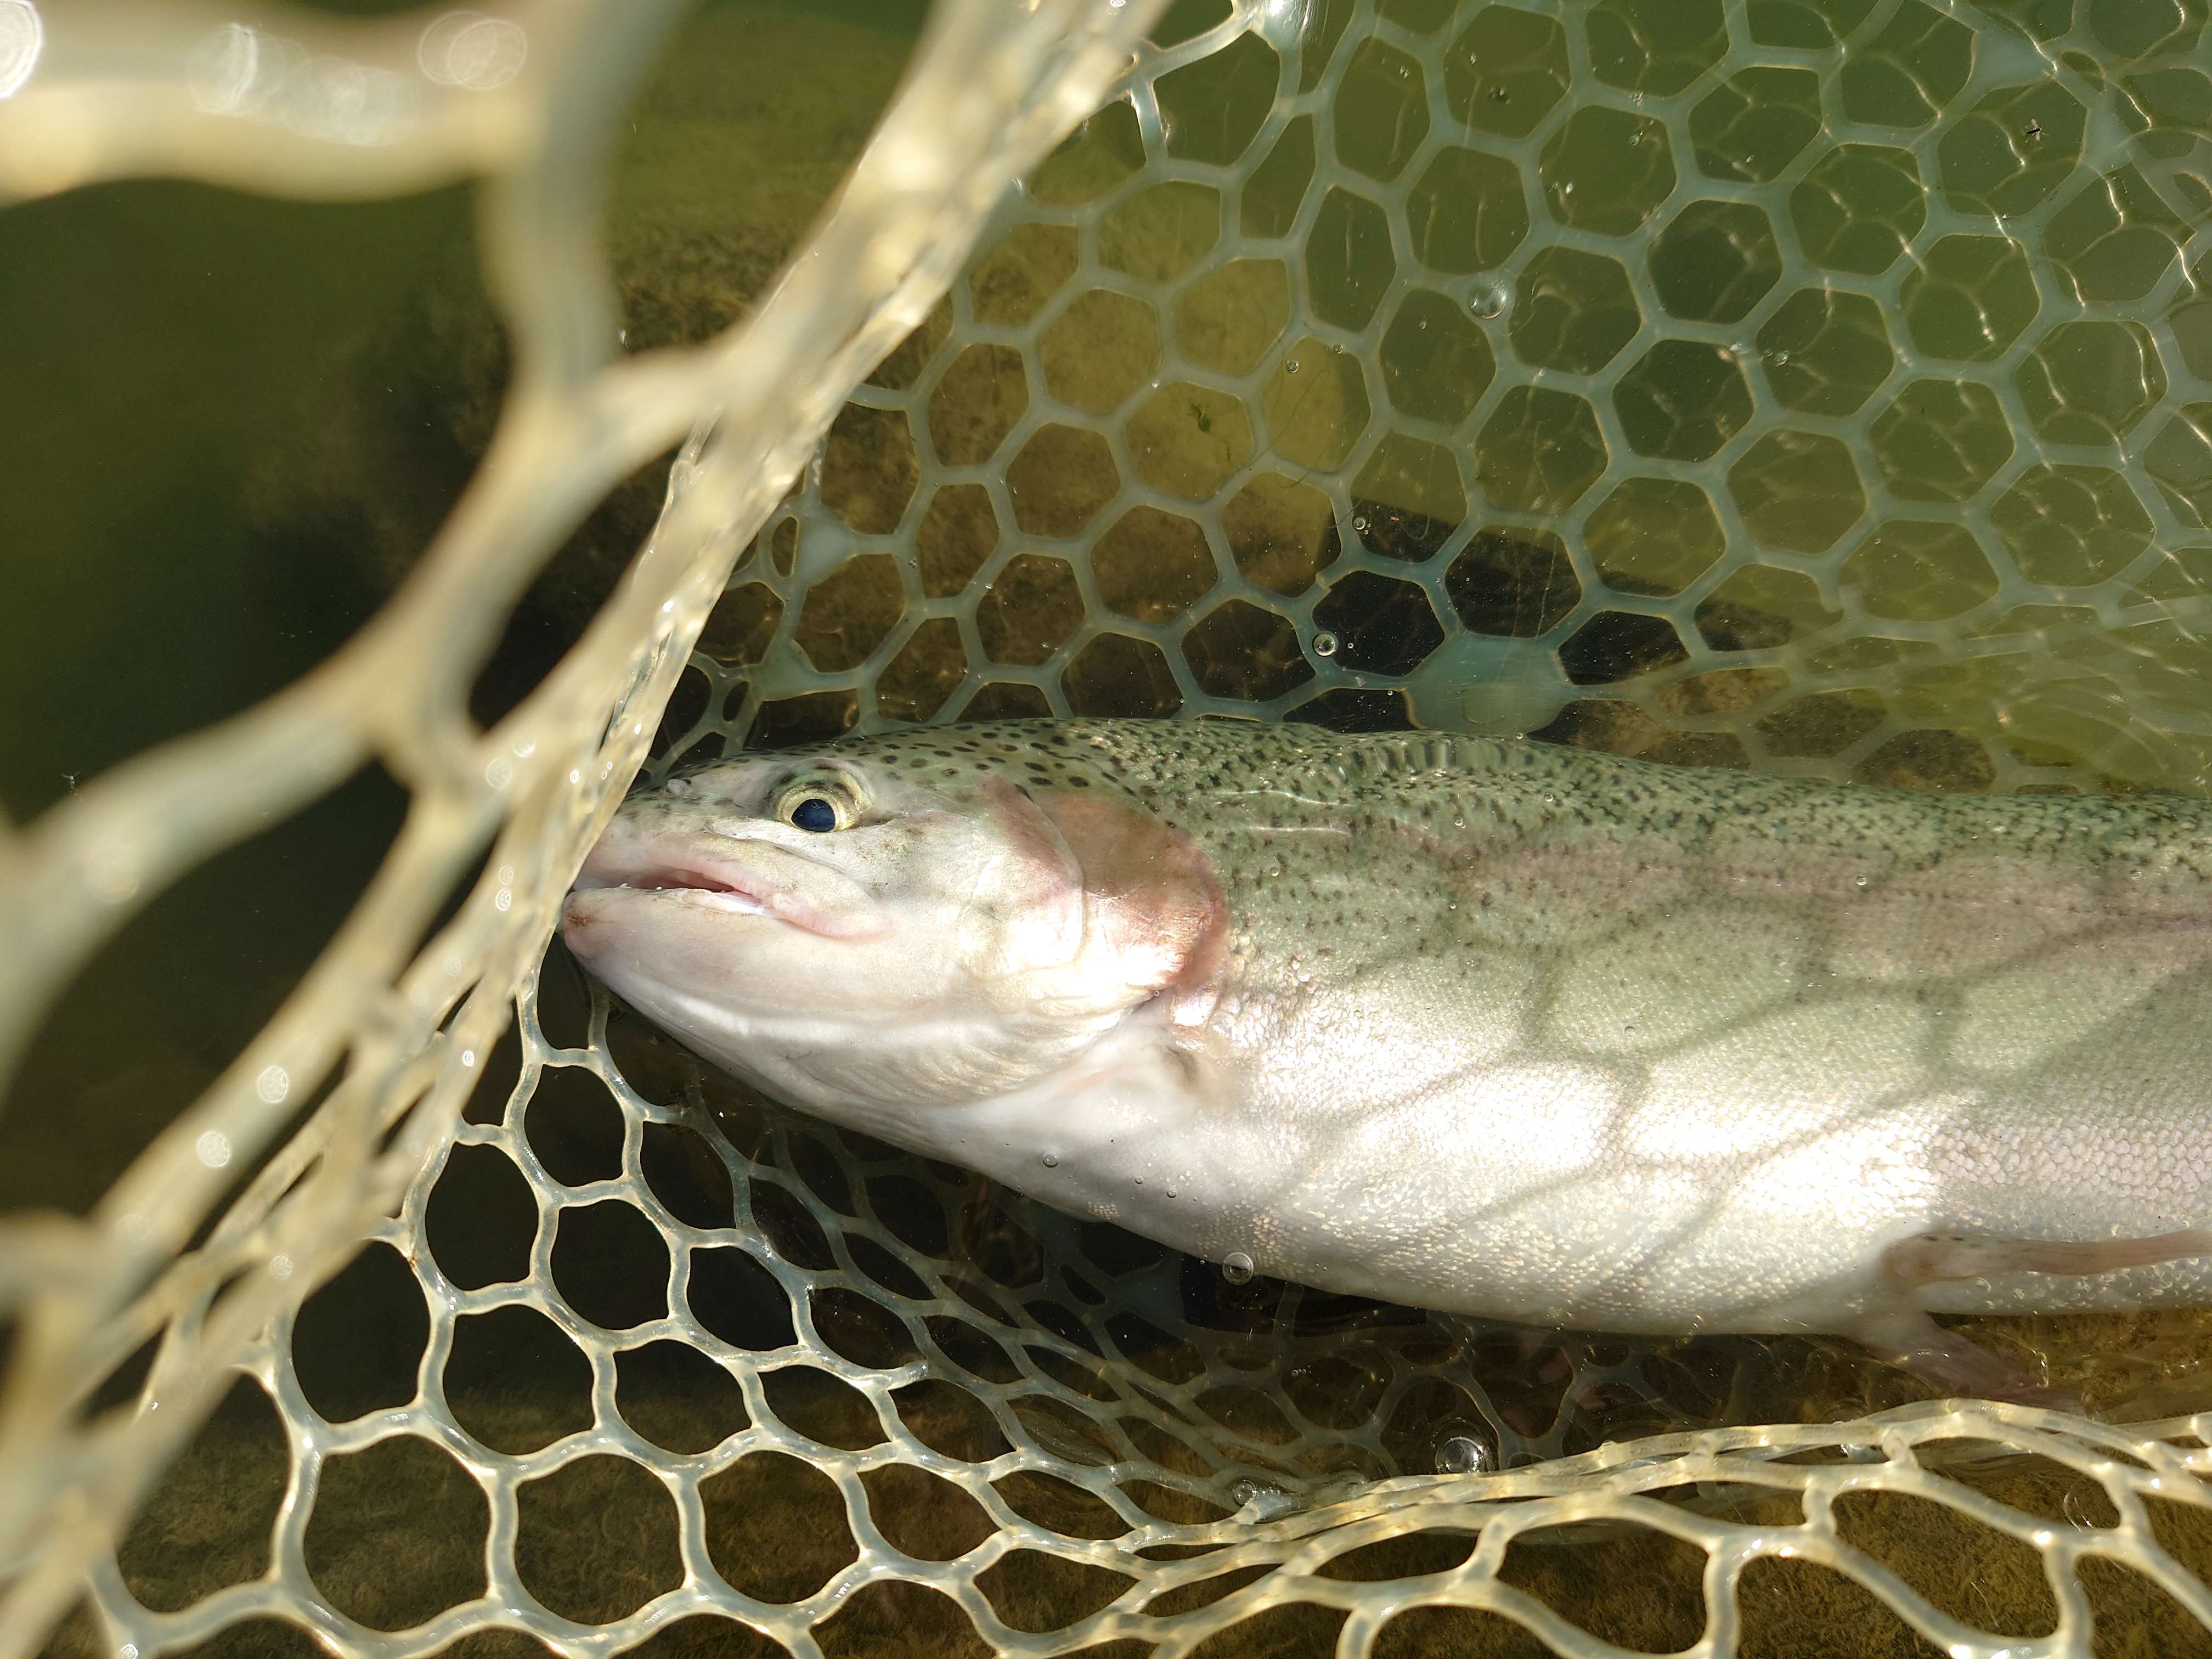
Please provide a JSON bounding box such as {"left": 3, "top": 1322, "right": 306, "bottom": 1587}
{"left": 0, "top": 0, "right": 923, "bottom": 1216}
{"left": 0, "top": 182, "right": 469, "bottom": 1211}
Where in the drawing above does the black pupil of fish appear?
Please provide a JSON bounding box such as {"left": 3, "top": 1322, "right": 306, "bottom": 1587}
{"left": 791, "top": 797, "right": 838, "bottom": 832}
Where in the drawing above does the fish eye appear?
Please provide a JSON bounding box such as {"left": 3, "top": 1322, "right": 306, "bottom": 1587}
{"left": 772, "top": 773, "right": 864, "bottom": 833}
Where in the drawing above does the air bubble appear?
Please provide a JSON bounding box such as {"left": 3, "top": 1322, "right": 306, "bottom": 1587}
{"left": 1312, "top": 630, "right": 1340, "bottom": 658}
{"left": 1468, "top": 281, "right": 1508, "bottom": 320}
{"left": 1041, "top": 1153, "right": 1059, "bottom": 1168}
{"left": 0, "top": 7, "right": 37, "bottom": 104}
{"left": 1221, "top": 1251, "right": 1255, "bottom": 1284}
{"left": 1437, "top": 1436, "right": 1491, "bottom": 1474}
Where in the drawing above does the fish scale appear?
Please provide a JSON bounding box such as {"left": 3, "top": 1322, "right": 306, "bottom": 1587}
{"left": 566, "top": 719, "right": 2212, "bottom": 1402}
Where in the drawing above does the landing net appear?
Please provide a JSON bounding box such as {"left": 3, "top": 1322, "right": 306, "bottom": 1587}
{"left": 4, "top": 2, "right": 2212, "bottom": 1656}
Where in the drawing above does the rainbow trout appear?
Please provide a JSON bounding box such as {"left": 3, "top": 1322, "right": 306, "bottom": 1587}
{"left": 563, "top": 720, "right": 2212, "bottom": 1400}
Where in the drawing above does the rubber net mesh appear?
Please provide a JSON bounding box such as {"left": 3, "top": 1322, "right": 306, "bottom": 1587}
{"left": 6, "top": 1, "right": 2212, "bottom": 1656}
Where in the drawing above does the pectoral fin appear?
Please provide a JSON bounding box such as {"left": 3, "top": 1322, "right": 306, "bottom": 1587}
{"left": 1853, "top": 1312, "right": 2078, "bottom": 1409}
{"left": 1855, "top": 1226, "right": 2212, "bottom": 1407}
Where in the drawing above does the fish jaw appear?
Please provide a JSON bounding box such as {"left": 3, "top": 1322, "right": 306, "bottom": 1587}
{"left": 567, "top": 820, "right": 891, "bottom": 941}
{"left": 560, "top": 816, "right": 917, "bottom": 1094}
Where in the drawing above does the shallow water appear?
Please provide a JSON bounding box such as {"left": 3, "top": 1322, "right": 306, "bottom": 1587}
{"left": 14, "top": 0, "right": 2212, "bottom": 1654}
{"left": 0, "top": 0, "right": 925, "bottom": 1219}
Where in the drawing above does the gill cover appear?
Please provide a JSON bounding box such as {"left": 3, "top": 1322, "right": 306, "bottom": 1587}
{"left": 979, "top": 776, "right": 1226, "bottom": 1029}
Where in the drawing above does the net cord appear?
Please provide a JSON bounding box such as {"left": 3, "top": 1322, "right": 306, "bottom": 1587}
{"left": 0, "top": 2, "right": 1169, "bottom": 1652}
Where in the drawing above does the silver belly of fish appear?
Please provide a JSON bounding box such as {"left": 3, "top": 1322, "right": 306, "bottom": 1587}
{"left": 562, "top": 720, "right": 2212, "bottom": 1401}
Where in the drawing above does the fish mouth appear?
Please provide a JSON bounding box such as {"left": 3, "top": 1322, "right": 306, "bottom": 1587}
{"left": 568, "top": 834, "right": 887, "bottom": 941}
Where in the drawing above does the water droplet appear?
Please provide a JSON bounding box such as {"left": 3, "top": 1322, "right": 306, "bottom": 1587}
{"left": 1438, "top": 1435, "right": 1491, "bottom": 1475}
{"left": 1853, "top": 874, "right": 1869, "bottom": 889}
{"left": 1230, "top": 1477, "right": 1280, "bottom": 1509}
{"left": 1312, "top": 630, "right": 1340, "bottom": 658}
{"left": 1284, "top": 357, "right": 1302, "bottom": 375}
{"left": 1041, "top": 1153, "right": 1059, "bottom": 1168}
{"left": 1221, "top": 1251, "right": 1255, "bottom": 1284}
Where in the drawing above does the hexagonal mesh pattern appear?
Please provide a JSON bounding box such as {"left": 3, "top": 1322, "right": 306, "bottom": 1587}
{"left": 12, "top": 2, "right": 2212, "bottom": 1659}
{"left": 732, "top": 0, "right": 2212, "bottom": 799}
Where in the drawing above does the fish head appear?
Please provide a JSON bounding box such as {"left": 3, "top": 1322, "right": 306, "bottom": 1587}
{"left": 561, "top": 732, "right": 1224, "bottom": 1120}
